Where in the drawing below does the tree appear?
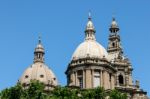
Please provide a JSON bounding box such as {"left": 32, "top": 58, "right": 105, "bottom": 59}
{"left": 0, "top": 81, "right": 128, "bottom": 99}
{"left": 0, "top": 83, "right": 23, "bottom": 99}
{"left": 81, "top": 89, "right": 95, "bottom": 99}
{"left": 51, "top": 86, "right": 79, "bottom": 99}
{"left": 109, "top": 89, "right": 127, "bottom": 99}
{"left": 80, "top": 87, "right": 106, "bottom": 99}
{"left": 22, "top": 80, "right": 45, "bottom": 99}
{"left": 94, "top": 87, "right": 106, "bottom": 99}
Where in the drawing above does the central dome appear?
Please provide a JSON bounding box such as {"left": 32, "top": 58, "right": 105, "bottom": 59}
{"left": 72, "top": 40, "right": 108, "bottom": 60}
{"left": 72, "top": 13, "right": 108, "bottom": 60}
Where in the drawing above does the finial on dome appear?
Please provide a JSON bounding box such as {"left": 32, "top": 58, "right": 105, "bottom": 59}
{"left": 88, "top": 11, "right": 92, "bottom": 20}
{"left": 38, "top": 33, "right": 41, "bottom": 44}
{"left": 112, "top": 17, "right": 115, "bottom": 21}
{"left": 36, "top": 33, "right": 44, "bottom": 49}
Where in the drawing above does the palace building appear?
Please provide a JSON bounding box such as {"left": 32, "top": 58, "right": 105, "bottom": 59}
{"left": 19, "top": 13, "right": 148, "bottom": 98}
{"left": 65, "top": 14, "right": 148, "bottom": 98}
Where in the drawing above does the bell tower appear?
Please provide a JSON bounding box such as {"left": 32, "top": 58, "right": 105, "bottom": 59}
{"left": 107, "top": 18, "right": 123, "bottom": 59}
{"left": 107, "top": 17, "right": 133, "bottom": 87}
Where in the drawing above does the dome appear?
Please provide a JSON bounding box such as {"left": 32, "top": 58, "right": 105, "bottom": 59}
{"left": 72, "top": 13, "right": 108, "bottom": 60}
{"left": 86, "top": 19, "right": 95, "bottom": 31}
{"left": 111, "top": 18, "right": 118, "bottom": 28}
{"left": 35, "top": 43, "right": 44, "bottom": 53}
{"left": 19, "top": 36, "right": 58, "bottom": 89}
{"left": 19, "top": 62, "right": 58, "bottom": 86}
{"left": 72, "top": 40, "right": 108, "bottom": 60}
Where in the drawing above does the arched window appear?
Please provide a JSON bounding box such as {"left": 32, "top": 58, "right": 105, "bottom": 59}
{"left": 112, "top": 42, "right": 115, "bottom": 47}
{"left": 118, "top": 75, "right": 124, "bottom": 85}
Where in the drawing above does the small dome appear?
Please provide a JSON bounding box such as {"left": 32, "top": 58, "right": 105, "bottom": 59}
{"left": 72, "top": 40, "right": 108, "bottom": 60}
{"left": 35, "top": 43, "right": 44, "bottom": 53}
{"left": 111, "top": 18, "right": 118, "bottom": 28}
{"left": 86, "top": 19, "right": 95, "bottom": 31}
{"left": 19, "top": 62, "right": 58, "bottom": 86}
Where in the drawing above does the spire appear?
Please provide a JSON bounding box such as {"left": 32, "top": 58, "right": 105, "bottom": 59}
{"left": 34, "top": 35, "right": 45, "bottom": 63}
{"left": 38, "top": 34, "right": 41, "bottom": 44}
{"left": 88, "top": 11, "right": 92, "bottom": 20}
{"left": 85, "top": 12, "right": 96, "bottom": 41}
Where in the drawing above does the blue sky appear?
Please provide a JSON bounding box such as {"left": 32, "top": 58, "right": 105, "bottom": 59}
{"left": 0, "top": 0, "right": 150, "bottom": 96}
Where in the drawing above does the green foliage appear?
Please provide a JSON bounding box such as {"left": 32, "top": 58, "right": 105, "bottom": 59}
{"left": 81, "top": 87, "right": 106, "bottom": 99}
{"left": 0, "top": 83, "right": 23, "bottom": 99}
{"left": 0, "top": 82, "right": 127, "bottom": 99}
{"left": 21, "top": 80, "right": 45, "bottom": 99}
{"left": 50, "top": 86, "right": 79, "bottom": 99}
{"left": 109, "top": 89, "right": 127, "bottom": 99}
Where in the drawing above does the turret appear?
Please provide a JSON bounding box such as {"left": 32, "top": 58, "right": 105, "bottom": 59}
{"left": 34, "top": 36, "right": 45, "bottom": 63}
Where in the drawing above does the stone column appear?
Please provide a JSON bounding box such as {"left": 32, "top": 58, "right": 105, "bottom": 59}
{"left": 107, "top": 72, "right": 110, "bottom": 89}
{"left": 125, "top": 74, "right": 129, "bottom": 87}
{"left": 111, "top": 75, "right": 115, "bottom": 89}
{"left": 116, "top": 74, "right": 119, "bottom": 87}
{"left": 103, "top": 71, "right": 106, "bottom": 89}
{"left": 85, "top": 69, "right": 92, "bottom": 88}
{"left": 83, "top": 70, "right": 85, "bottom": 88}
{"left": 129, "top": 73, "right": 133, "bottom": 86}
{"left": 75, "top": 71, "right": 77, "bottom": 86}
{"left": 72, "top": 72, "right": 75, "bottom": 86}
{"left": 100, "top": 70, "right": 103, "bottom": 87}
{"left": 91, "top": 69, "right": 94, "bottom": 88}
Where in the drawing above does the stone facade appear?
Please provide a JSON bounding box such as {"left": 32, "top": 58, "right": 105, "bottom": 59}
{"left": 65, "top": 15, "right": 148, "bottom": 98}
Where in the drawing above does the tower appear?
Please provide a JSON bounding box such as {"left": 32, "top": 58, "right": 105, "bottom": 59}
{"left": 107, "top": 17, "right": 123, "bottom": 60}
{"left": 107, "top": 17, "right": 133, "bottom": 87}
{"left": 107, "top": 18, "right": 147, "bottom": 98}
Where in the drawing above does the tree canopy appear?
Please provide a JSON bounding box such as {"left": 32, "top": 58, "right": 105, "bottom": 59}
{"left": 0, "top": 80, "right": 127, "bottom": 99}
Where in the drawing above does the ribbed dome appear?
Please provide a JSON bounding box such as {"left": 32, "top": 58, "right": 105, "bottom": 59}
{"left": 72, "top": 14, "right": 108, "bottom": 60}
{"left": 19, "top": 36, "right": 58, "bottom": 89}
{"left": 72, "top": 40, "right": 108, "bottom": 60}
{"left": 19, "top": 62, "right": 58, "bottom": 86}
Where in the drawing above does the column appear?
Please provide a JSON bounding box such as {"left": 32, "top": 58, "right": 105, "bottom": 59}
{"left": 72, "top": 72, "right": 75, "bottom": 86}
{"left": 103, "top": 71, "right": 107, "bottom": 89}
{"left": 83, "top": 70, "right": 85, "bottom": 88}
{"left": 100, "top": 70, "right": 103, "bottom": 87}
{"left": 91, "top": 69, "right": 94, "bottom": 88}
{"left": 116, "top": 74, "right": 119, "bottom": 87}
{"left": 86, "top": 69, "right": 92, "bottom": 88}
{"left": 75, "top": 71, "right": 77, "bottom": 86}
{"left": 111, "top": 75, "right": 115, "bottom": 89}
